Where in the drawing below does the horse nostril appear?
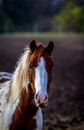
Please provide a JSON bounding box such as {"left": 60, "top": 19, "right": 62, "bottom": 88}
{"left": 35, "top": 93, "right": 48, "bottom": 104}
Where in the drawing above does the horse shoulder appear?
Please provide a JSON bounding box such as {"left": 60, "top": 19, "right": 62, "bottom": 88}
{"left": 34, "top": 108, "right": 43, "bottom": 130}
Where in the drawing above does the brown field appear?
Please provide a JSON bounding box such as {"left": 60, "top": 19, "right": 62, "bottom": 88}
{"left": 0, "top": 34, "right": 84, "bottom": 130}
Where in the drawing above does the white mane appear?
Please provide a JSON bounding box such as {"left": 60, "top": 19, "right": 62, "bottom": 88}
{"left": 9, "top": 47, "right": 30, "bottom": 103}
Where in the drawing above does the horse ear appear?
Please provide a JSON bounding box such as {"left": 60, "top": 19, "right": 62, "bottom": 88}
{"left": 46, "top": 41, "right": 54, "bottom": 55}
{"left": 29, "top": 40, "right": 36, "bottom": 53}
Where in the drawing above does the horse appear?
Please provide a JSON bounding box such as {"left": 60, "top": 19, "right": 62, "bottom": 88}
{"left": 0, "top": 40, "right": 54, "bottom": 130}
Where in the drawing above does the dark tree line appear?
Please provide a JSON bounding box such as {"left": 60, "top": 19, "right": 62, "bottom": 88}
{"left": 0, "top": 0, "right": 84, "bottom": 32}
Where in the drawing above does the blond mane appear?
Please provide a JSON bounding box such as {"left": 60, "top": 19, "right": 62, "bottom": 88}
{"left": 9, "top": 47, "right": 30, "bottom": 102}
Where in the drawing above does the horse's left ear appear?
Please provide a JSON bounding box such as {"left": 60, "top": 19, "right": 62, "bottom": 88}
{"left": 46, "top": 41, "right": 54, "bottom": 55}
{"left": 29, "top": 40, "right": 37, "bottom": 53}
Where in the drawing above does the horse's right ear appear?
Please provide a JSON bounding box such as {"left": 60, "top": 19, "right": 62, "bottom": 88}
{"left": 29, "top": 40, "right": 36, "bottom": 53}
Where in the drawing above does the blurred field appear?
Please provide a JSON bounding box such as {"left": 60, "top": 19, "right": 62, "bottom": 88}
{"left": 0, "top": 34, "right": 84, "bottom": 130}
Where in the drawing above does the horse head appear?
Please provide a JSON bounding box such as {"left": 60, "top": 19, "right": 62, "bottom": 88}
{"left": 28, "top": 40, "right": 54, "bottom": 108}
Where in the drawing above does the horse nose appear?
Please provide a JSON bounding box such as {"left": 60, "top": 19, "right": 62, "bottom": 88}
{"left": 35, "top": 93, "right": 48, "bottom": 104}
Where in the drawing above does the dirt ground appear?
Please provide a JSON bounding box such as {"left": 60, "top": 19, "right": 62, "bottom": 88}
{"left": 0, "top": 34, "right": 84, "bottom": 130}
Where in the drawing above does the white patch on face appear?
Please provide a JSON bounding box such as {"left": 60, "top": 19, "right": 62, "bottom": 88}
{"left": 35, "top": 57, "right": 48, "bottom": 97}
{"left": 34, "top": 108, "right": 43, "bottom": 130}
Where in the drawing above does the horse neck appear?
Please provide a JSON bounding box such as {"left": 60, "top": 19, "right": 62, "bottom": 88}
{"left": 18, "top": 83, "right": 38, "bottom": 116}
{"left": 9, "top": 83, "right": 38, "bottom": 130}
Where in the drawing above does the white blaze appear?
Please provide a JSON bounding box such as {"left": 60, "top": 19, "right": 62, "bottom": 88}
{"left": 34, "top": 108, "right": 43, "bottom": 130}
{"left": 35, "top": 57, "right": 48, "bottom": 97}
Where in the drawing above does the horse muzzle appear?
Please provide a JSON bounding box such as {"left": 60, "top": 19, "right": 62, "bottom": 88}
{"left": 34, "top": 93, "right": 48, "bottom": 108}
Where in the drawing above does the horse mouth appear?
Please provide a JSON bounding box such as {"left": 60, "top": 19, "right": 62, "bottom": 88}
{"left": 39, "top": 103, "right": 48, "bottom": 108}
{"left": 35, "top": 101, "right": 48, "bottom": 108}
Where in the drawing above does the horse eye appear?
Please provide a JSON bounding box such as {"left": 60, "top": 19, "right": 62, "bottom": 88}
{"left": 29, "top": 64, "right": 33, "bottom": 69}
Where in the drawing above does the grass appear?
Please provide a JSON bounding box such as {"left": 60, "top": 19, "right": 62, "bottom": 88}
{"left": 0, "top": 32, "right": 84, "bottom": 38}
